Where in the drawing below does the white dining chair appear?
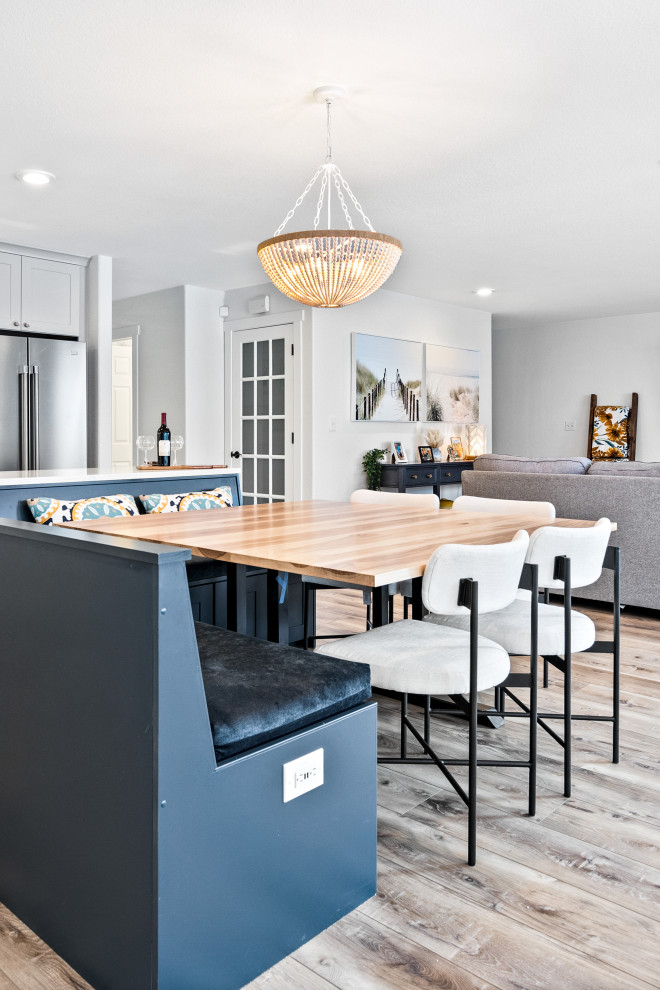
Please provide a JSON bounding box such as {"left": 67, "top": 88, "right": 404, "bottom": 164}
{"left": 427, "top": 517, "right": 615, "bottom": 798}
{"left": 453, "top": 494, "right": 556, "bottom": 519}
{"left": 315, "top": 530, "right": 530, "bottom": 866}
{"left": 303, "top": 489, "right": 439, "bottom": 646}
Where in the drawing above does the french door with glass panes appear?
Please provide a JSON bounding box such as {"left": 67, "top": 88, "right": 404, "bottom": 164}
{"left": 231, "top": 324, "right": 294, "bottom": 504}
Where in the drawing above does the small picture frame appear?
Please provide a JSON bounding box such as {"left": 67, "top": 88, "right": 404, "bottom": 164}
{"left": 392, "top": 441, "right": 408, "bottom": 463}
{"left": 447, "top": 436, "right": 464, "bottom": 461}
{"left": 418, "top": 445, "right": 434, "bottom": 463}
{"left": 431, "top": 447, "right": 442, "bottom": 461}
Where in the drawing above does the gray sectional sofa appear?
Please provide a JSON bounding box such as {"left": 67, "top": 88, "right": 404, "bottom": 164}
{"left": 463, "top": 454, "right": 660, "bottom": 609}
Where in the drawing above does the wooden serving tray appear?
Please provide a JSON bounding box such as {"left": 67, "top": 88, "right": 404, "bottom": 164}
{"left": 136, "top": 464, "right": 228, "bottom": 471}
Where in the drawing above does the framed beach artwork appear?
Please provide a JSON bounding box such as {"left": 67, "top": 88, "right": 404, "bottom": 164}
{"left": 353, "top": 334, "right": 423, "bottom": 422}
{"left": 425, "top": 344, "right": 480, "bottom": 423}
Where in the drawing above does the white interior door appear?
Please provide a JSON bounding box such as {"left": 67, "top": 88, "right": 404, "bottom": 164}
{"left": 230, "top": 324, "right": 294, "bottom": 504}
{"left": 112, "top": 338, "right": 133, "bottom": 472}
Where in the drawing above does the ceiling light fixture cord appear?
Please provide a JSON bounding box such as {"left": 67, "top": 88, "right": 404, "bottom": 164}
{"left": 326, "top": 99, "right": 333, "bottom": 164}
{"left": 271, "top": 92, "right": 375, "bottom": 236}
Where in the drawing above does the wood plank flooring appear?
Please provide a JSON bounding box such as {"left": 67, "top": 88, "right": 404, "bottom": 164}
{"left": 1, "top": 591, "right": 658, "bottom": 990}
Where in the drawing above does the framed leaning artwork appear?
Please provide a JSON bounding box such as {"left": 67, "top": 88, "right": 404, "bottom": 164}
{"left": 588, "top": 392, "right": 638, "bottom": 460}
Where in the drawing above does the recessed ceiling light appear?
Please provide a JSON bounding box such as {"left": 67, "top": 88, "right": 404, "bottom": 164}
{"left": 474, "top": 287, "right": 494, "bottom": 297}
{"left": 15, "top": 169, "right": 55, "bottom": 186}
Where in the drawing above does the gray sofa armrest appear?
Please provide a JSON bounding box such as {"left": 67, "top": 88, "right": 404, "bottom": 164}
{"left": 463, "top": 470, "right": 660, "bottom": 609}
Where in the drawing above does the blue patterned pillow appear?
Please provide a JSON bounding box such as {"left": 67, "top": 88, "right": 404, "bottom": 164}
{"left": 138, "top": 486, "right": 233, "bottom": 514}
{"left": 28, "top": 493, "right": 139, "bottom": 525}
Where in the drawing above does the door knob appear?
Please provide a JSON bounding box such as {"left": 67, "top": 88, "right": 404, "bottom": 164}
{"left": 13, "top": 321, "right": 19, "bottom": 327}
{"left": 23, "top": 322, "right": 30, "bottom": 328}
{"left": 230, "top": 450, "right": 241, "bottom": 459}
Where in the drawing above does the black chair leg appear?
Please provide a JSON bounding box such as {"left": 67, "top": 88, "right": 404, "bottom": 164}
{"left": 612, "top": 549, "right": 621, "bottom": 764}
{"left": 400, "top": 693, "right": 408, "bottom": 759}
{"left": 468, "top": 667, "right": 478, "bottom": 868}
{"left": 424, "top": 695, "right": 431, "bottom": 744}
{"left": 529, "top": 566, "right": 539, "bottom": 817}
{"left": 562, "top": 562, "right": 572, "bottom": 798}
{"left": 388, "top": 595, "right": 394, "bottom": 623}
{"left": 543, "top": 658, "right": 549, "bottom": 688}
{"left": 403, "top": 597, "right": 409, "bottom": 620}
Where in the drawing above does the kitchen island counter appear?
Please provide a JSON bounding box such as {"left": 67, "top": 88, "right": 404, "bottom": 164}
{"left": 0, "top": 467, "right": 229, "bottom": 487}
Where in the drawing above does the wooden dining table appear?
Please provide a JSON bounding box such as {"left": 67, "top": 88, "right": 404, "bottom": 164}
{"left": 61, "top": 499, "right": 611, "bottom": 643}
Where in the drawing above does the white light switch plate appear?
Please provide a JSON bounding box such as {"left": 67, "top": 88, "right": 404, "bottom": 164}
{"left": 565, "top": 420, "right": 576, "bottom": 431}
{"left": 283, "top": 748, "right": 324, "bottom": 803}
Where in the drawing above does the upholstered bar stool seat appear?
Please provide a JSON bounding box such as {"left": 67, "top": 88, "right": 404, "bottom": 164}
{"left": 426, "top": 591, "right": 596, "bottom": 657}
{"left": 315, "top": 619, "right": 510, "bottom": 696}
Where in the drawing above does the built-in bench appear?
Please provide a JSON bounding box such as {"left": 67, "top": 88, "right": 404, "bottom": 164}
{"left": 0, "top": 517, "right": 377, "bottom": 990}
{"left": 0, "top": 471, "right": 305, "bottom": 642}
{"left": 196, "top": 622, "right": 371, "bottom": 760}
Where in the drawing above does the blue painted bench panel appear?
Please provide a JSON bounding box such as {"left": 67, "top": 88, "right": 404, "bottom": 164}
{"left": 0, "top": 519, "right": 377, "bottom": 990}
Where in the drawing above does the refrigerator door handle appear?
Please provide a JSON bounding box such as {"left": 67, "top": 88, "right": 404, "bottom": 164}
{"left": 30, "top": 365, "right": 40, "bottom": 471}
{"left": 19, "top": 366, "right": 30, "bottom": 471}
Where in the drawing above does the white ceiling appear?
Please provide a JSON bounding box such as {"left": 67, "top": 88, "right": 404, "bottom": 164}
{"left": 1, "top": 0, "right": 659, "bottom": 327}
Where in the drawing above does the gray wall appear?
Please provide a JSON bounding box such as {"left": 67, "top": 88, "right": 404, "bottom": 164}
{"left": 492, "top": 311, "right": 660, "bottom": 461}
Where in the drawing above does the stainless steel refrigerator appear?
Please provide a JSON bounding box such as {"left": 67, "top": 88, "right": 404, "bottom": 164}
{"left": 0, "top": 334, "right": 87, "bottom": 471}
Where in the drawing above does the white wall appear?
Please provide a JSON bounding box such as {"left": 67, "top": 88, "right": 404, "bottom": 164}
{"left": 113, "top": 285, "right": 226, "bottom": 464}
{"left": 312, "top": 290, "right": 492, "bottom": 500}
{"left": 183, "top": 285, "right": 225, "bottom": 464}
{"left": 113, "top": 286, "right": 186, "bottom": 441}
{"left": 493, "top": 311, "right": 660, "bottom": 460}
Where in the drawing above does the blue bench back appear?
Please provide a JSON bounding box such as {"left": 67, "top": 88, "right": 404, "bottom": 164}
{"left": 0, "top": 472, "right": 242, "bottom": 521}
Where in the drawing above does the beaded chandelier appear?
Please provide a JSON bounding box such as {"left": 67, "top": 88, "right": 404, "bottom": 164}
{"left": 258, "top": 87, "right": 402, "bottom": 308}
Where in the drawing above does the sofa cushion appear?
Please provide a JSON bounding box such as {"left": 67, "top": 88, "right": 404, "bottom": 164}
{"left": 195, "top": 623, "right": 371, "bottom": 761}
{"left": 139, "top": 486, "right": 233, "bottom": 513}
{"left": 473, "top": 454, "right": 591, "bottom": 475}
{"left": 587, "top": 461, "right": 660, "bottom": 477}
{"left": 27, "top": 493, "right": 139, "bottom": 525}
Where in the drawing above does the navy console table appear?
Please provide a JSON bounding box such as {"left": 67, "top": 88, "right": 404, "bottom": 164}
{"left": 380, "top": 459, "right": 473, "bottom": 497}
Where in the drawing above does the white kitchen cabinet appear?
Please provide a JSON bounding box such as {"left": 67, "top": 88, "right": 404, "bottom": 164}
{"left": 21, "top": 256, "right": 82, "bottom": 337}
{"left": 0, "top": 252, "right": 22, "bottom": 330}
{"left": 0, "top": 250, "right": 83, "bottom": 338}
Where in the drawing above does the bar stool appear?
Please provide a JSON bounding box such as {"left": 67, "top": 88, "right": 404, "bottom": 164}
{"left": 303, "top": 490, "right": 439, "bottom": 646}
{"left": 315, "top": 531, "right": 530, "bottom": 866}
{"left": 428, "top": 518, "right": 616, "bottom": 797}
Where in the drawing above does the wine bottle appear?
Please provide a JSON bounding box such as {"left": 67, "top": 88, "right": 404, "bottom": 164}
{"left": 157, "top": 412, "right": 171, "bottom": 466}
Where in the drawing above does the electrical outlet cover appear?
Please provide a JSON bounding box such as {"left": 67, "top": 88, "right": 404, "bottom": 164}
{"left": 283, "top": 748, "right": 324, "bottom": 802}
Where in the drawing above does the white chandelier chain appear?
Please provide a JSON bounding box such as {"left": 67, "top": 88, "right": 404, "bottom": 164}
{"left": 313, "top": 170, "right": 328, "bottom": 229}
{"left": 332, "top": 170, "right": 354, "bottom": 230}
{"left": 335, "top": 167, "right": 375, "bottom": 232}
{"left": 273, "top": 163, "right": 325, "bottom": 236}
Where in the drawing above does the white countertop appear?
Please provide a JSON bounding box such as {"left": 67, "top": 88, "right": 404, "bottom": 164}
{"left": 0, "top": 468, "right": 236, "bottom": 488}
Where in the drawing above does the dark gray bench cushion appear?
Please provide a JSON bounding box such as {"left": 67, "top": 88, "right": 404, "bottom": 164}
{"left": 194, "top": 623, "right": 371, "bottom": 761}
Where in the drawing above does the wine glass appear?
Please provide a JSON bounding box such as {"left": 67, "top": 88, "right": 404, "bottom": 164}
{"left": 171, "top": 435, "right": 184, "bottom": 466}
{"left": 136, "top": 435, "right": 155, "bottom": 466}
